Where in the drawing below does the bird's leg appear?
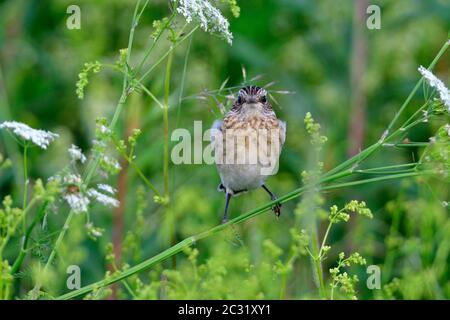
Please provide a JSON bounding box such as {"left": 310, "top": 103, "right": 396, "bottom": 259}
{"left": 222, "top": 193, "right": 232, "bottom": 223}
{"left": 262, "top": 184, "right": 281, "bottom": 218}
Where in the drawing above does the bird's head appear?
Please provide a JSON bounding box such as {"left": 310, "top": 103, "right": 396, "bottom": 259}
{"left": 232, "top": 85, "right": 272, "bottom": 115}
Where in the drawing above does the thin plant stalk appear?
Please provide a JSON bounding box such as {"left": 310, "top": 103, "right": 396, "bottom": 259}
{"left": 22, "top": 144, "right": 28, "bottom": 233}
{"left": 111, "top": 135, "right": 161, "bottom": 196}
{"left": 138, "top": 26, "right": 199, "bottom": 83}
{"left": 10, "top": 202, "right": 49, "bottom": 274}
{"left": 163, "top": 50, "right": 173, "bottom": 198}
{"left": 311, "top": 230, "right": 326, "bottom": 298}
{"left": 163, "top": 47, "right": 175, "bottom": 268}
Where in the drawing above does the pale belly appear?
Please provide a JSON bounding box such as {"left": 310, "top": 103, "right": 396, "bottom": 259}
{"left": 213, "top": 115, "right": 284, "bottom": 194}
{"left": 216, "top": 141, "right": 280, "bottom": 194}
{"left": 217, "top": 163, "right": 267, "bottom": 194}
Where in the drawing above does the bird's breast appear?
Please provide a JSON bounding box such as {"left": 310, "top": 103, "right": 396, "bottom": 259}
{"left": 215, "top": 115, "right": 283, "bottom": 193}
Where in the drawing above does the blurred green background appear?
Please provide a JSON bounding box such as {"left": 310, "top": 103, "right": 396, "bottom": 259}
{"left": 0, "top": 0, "right": 449, "bottom": 299}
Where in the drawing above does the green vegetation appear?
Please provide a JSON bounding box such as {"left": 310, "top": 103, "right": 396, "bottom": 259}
{"left": 0, "top": 0, "right": 449, "bottom": 300}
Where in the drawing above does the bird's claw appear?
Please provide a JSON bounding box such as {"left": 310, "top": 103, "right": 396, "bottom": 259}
{"left": 272, "top": 199, "right": 282, "bottom": 218}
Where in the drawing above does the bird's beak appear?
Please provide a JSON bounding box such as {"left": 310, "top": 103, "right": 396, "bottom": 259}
{"left": 247, "top": 97, "right": 257, "bottom": 104}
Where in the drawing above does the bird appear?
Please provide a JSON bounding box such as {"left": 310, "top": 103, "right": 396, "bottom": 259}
{"left": 211, "top": 85, "right": 286, "bottom": 223}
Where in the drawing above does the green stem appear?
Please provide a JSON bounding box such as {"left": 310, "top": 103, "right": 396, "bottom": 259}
{"left": 357, "top": 163, "right": 417, "bottom": 172}
{"left": 138, "top": 26, "right": 199, "bottom": 83}
{"left": 318, "top": 220, "right": 333, "bottom": 259}
{"left": 324, "top": 142, "right": 381, "bottom": 178}
{"left": 45, "top": 211, "right": 75, "bottom": 273}
{"left": 311, "top": 231, "right": 326, "bottom": 299}
{"left": 22, "top": 144, "right": 28, "bottom": 234}
{"left": 356, "top": 169, "right": 415, "bottom": 175}
{"left": 135, "top": 13, "right": 176, "bottom": 74}
{"left": 383, "top": 142, "right": 429, "bottom": 148}
{"left": 139, "top": 85, "right": 165, "bottom": 109}
{"left": 330, "top": 280, "right": 336, "bottom": 300}
{"left": 111, "top": 136, "right": 161, "bottom": 196}
{"left": 163, "top": 50, "right": 172, "bottom": 197}
{"left": 128, "top": 160, "right": 161, "bottom": 196}
{"left": 10, "top": 202, "right": 49, "bottom": 275}
{"left": 110, "top": 261, "right": 137, "bottom": 299}
{"left": 401, "top": 101, "right": 429, "bottom": 129}
{"left": 172, "top": 34, "right": 193, "bottom": 199}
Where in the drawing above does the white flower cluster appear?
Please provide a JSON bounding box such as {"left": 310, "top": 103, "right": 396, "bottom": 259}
{"left": 418, "top": 66, "right": 450, "bottom": 112}
{"left": 175, "top": 0, "right": 233, "bottom": 44}
{"left": 97, "top": 183, "right": 116, "bottom": 195}
{"left": 99, "top": 125, "right": 111, "bottom": 135}
{"left": 64, "top": 193, "right": 90, "bottom": 214}
{"left": 60, "top": 174, "right": 120, "bottom": 214}
{"left": 68, "top": 144, "right": 87, "bottom": 163}
{"left": 63, "top": 173, "right": 82, "bottom": 185}
{"left": 87, "top": 189, "right": 120, "bottom": 208}
{"left": 0, "top": 121, "right": 59, "bottom": 149}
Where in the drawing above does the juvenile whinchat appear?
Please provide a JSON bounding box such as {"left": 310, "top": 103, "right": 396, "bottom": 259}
{"left": 211, "top": 85, "right": 286, "bottom": 223}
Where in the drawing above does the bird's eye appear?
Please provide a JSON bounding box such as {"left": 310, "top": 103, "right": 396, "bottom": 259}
{"left": 237, "top": 95, "right": 243, "bottom": 104}
{"left": 261, "top": 95, "right": 267, "bottom": 103}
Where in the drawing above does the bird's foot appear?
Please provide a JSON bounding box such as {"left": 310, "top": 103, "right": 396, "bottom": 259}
{"left": 221, "top": 214, "right": 229, "bottom": 224}
{"left": 271, "top": 197, "right": 282, "bottom": 218}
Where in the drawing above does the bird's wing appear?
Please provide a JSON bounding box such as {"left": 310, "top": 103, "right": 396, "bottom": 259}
{"left": 279, "top": 120, "right": 286, "bottom": 146}
{"left": 211, "top": 120, "right": 224, "bottom": 192}
{"left": 210, "top": 120, "right": 223, "bottom": 144}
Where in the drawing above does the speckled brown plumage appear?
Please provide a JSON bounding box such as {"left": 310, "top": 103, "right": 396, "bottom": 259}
{"left": 211, "top": 85, "right": 286, "bottom": 222}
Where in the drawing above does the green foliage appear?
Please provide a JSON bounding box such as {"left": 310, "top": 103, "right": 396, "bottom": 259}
{"left": 220, "top": 0, "right": 241, "bottom": 18}
{"left": 0, "top": 0, "right": 449, "bottom": 301}
{"left": 0, "top": 153, "right": 11, "bottom": 171}
{"left": 421, "top": 124, "right": 450, "bottom": 181}
{"left": 162, "top": 243, "right": 278, "bottom": 299}
{"left": 329, "top": 252, "right": 367, "bottom": 300}
{"left": 76, "top": 61, "right": 103, "bottom": 99}
{"left": 304, "top": 112, "right": 328, "bottom": 150}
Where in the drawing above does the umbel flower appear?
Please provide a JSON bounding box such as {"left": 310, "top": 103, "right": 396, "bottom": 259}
{"left": 64, "top": 192, "right": 90, "bottom": 214}
{"left": 68, "top": 144, "right": 87, "bottom": 163}
{"left": 418, "top": 66, "right": 450, "bottom": 112}
{"left": 87, "top": 189, "right": 120, "bottom": 208}
{"left": 97, "top": 183, "right": 116, "bottom": 195}
{"left": 52, "top": 174, "right": 120, "bottom": 214}
{"left": 174, "top": 0, "right": 233, "bottom": 44}
{"left": 0, "top": 121, "right": 59, "bottom": 149}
